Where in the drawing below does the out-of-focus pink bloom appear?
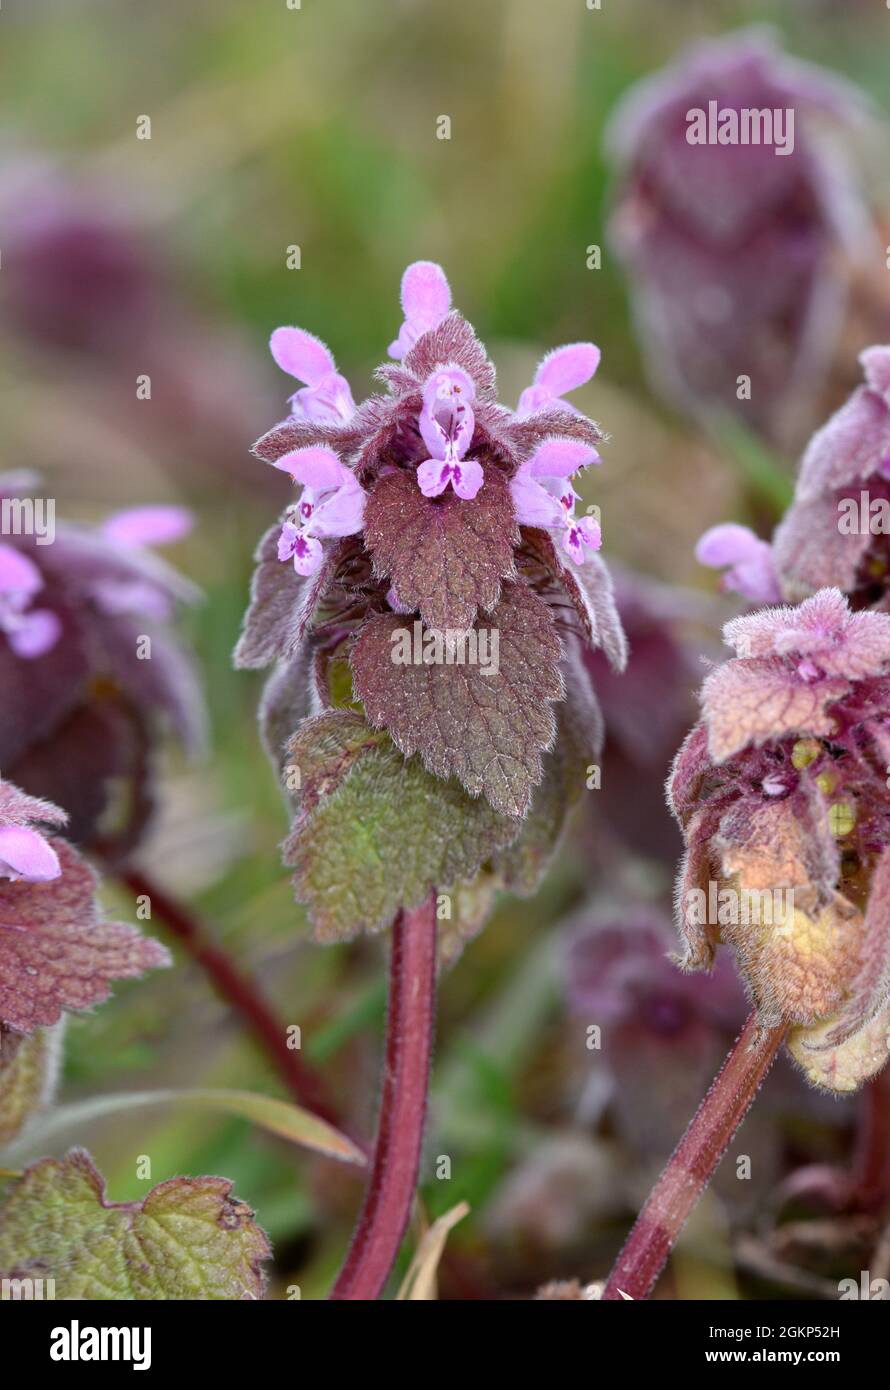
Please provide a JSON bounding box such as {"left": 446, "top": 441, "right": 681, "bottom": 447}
{"left": 388, "top": 261, "right": 452, "bottom": 361}
{"left": 0, "top": 475, "right": 204, "bottom": 861}
{"left": 606, "top": 28, "right": 872, "bottom": 442}
{"left": 415, "top": 366, "right": 482, "bottom": 499}
{"left": 270, "top": 445, "right": 366, "bottom": 576}
{"left": 270, "top": 326, "right": 356, "bottom": 424}
{"left": 517, "top": 343, "right": 601, "bottom": 418}
{"left": 696, "top": 522, "right": 782, "bottom": 603}
{"left": 101, "top": 505, "right": 193, "bottom": 548}
{"left": 0, "top": 544, "right": 61, "bottom": 659}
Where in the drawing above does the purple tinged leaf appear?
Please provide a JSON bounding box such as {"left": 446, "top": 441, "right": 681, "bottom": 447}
{"left": 350, "top": 579, "right": 564, "bottom": 817}
{"left": 363, "top": 463, "right": 519, "bottom": 633}
{"left": 0, "top": 837, "right": 170, "bottom": 1034}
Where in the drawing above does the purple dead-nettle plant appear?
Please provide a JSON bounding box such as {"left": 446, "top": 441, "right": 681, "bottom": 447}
{"left": 606, "top": 27, "right": 872, "bottom": 444}
{"left": 235, "top": 261, "right": 627, "bottom": 1298}
{"left": 600, "top": 587, "right": 890, "bottom": 1304}
{"left": 671, "top": 588, "right": 890, "bottom": 1095}
{"left": 0, "top": 475, "right": 205, "bottom": 862}
{"left": 699, "top": 345, "right": 890, "bottom": 611}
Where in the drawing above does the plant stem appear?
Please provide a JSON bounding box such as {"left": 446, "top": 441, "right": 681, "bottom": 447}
{"left": 330, "top": 893, "right": 438, "bottom": 1300}
{"left": 852, "top": 1068, "right": 890, "bottom": 1213}
{"left": 120, "top": 867, "right": 345, "bottom": 1133}
{"left": 602, "top": 1012, "right": 786, "bottom": 1301}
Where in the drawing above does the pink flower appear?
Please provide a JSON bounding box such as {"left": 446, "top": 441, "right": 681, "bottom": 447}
{"left": 510, "top": 439, "right": 601, "bottom": 564}
{"left": 388, "top": 261, "right": 451, "bottom": 361}
{"left": 101, "top": 505, "right": 192, "bottom": 548}
{"left": 0, "top": 823, "right": 60, "bottom": 882}
{"left": 696, "top": 523, "right": 781, "bottom": 604}
{"left": 415, "top": 367, "right": 483, "bottom": 500}
{"left": 269, "top": 445, "right": 366, "bottom": 576}
{"left": 269, "top": 326, "right": 356, "bottom": 424}
{"left": 517, "top": 343, "right": 601, "bottom": 418}
{"left": 92, "top": 504, "right": 195, "bottom": 619}
{"left": 0, "top": 544, "right": 61, "bottom": 659}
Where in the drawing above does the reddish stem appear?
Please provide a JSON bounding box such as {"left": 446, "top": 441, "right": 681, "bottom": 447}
{"left": 602, "top": 1012, "right": 787, "bottom": 1301}
{"left": 120, "top": 867, "right": 345, "bottom": 1133}
{"left": 852, "top": 1067, "right": 890, "bottom": 1213}
{"left": 330, "top": 893, "right": 438, "bottom": 1300}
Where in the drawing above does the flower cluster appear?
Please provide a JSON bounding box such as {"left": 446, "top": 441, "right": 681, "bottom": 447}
{"left": 0, "top": 475, "right": 204, "bottom": 862}
{"left": 606, "top": 28, "right": 870, "bottom": 441}
{"left": 261, "top": 263, "right": 605, "bottom": 583}
{"left": 670, "top": 588, "right": 890, "bottom": 1092}
{"left": 236, "top": 262, "right": 626, "bottom": 943}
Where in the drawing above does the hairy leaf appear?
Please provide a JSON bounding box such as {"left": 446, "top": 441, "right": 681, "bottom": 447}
{"left": 0, "top": 839, "right": 170, "bottom": 1034}
{"left": 494, "top": 647, "right": 601, "bottom": 894}
{"left": 701, "top": 659, "right": 848, "bottom": 763}
{"left": 0, "top": 1149, "right": 270, "bottom": 1299}
{"left": 351, "top": 580, "right": 564, "bottom": 816}
{"left": 0, "top": 1024, "right": 62, "bottom": 1148}
{"left": 284, "top": 712, "right": 519, "bottom": 941}
{"left": 363, "top": 464, "right": 519, "bottom": 634}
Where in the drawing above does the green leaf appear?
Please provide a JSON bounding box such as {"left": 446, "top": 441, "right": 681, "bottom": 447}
{"left": 0, "top": 1025, "right": 62, "bottom": 1148}
{"left": 1, "top": 1087, "right": 365, "bottom": 1168}
{"left": 0, "top": 1149, "right": 270, "bottom": 1300}
{"left": 284, "top": 711, "right": 520, "bottom": 941}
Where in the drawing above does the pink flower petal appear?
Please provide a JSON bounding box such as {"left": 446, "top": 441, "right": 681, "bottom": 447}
{"left": 389, "top": 262, "right": 452, "bottom": 359}
{"left": 289, "top": 374, "right": 355, "bottom": 424}
{"left": 311, "top": 479, "right": 367, "bottom": 537}
{"left": 0, "top": 824, "right": 61, "bottom": 882}
{"left": 8, "top": 608, "right": 61, "bottom": 659}
{"left": 452, "top": 458, "right": 484, "bottom": 500}
{"left": 534, "top": 343, "right": 601, "bottom": 396}
{"left": 416, "top": 459, "right": 450, "bottom": 497}
{"left": 102, "top": 505, "right": 193, "bottom": 548}
{"left": 510, "top": 469, "right": 566, "bottom": 527}
{"left": 277, "top": 521, "right": 300, "bottom": 562}
{"left": 271, "top": 446, "right": 348, "bottom": 489}
{"left": 269, "top": 326, "right": 337, "bottom": 385}
{"left": 528, "top": 438, "right": 600, "bottom": 479}
{"left": 292, "top": 533, "right": 323, "bottom": 577}
{"left": 0, "top": 543, "right": 42, "bottom": 599}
